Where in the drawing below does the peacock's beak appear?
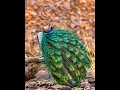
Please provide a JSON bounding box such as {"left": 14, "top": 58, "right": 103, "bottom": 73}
{"left": 37, "top": 32, "right": 43, "bottom": 44}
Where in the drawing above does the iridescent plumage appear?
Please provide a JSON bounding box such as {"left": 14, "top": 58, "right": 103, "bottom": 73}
{"left": 37, "top": 27, "right": 91, "bottom": 87}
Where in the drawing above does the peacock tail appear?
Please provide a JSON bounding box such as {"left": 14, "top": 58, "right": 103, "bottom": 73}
{"left": 37, "top": 27, "right": 91, "bottom": 87}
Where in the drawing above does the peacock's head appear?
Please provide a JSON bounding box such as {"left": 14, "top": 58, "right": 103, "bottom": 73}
{"left": 37, "top": 25, "right": 54, "bottom": 44}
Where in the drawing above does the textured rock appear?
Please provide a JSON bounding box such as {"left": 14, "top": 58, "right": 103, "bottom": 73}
{"left": 35, "top": 70, "right": 49, "bottom": 80}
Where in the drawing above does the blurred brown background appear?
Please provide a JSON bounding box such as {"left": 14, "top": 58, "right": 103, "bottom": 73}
{"left": 25, "top": 0, "right": 95, "bottom": 57}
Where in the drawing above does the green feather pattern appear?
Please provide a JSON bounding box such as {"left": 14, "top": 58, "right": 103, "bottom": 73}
{"left": 38, "top": 29, "right": 91, "bottom": 87}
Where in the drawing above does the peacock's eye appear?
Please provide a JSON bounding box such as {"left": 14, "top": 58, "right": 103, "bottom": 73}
{"left": 64, "top": 76, "right": 68, "bottom": 80}
{"left": 72, "top": 57, "right": 77, "bottom": 63}
{"left": 70, "top": 66, "right": 75, "bottom": 71}
{"left": 65, "top": 77, "right": 67, "bottom": 79}
{"left": 78, "top": 62, "right": 82, "bottom": 68}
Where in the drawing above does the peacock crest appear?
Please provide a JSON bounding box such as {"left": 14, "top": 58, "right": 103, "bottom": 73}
{"left": 37, "top": 26, "right": 91, "bottom": 87}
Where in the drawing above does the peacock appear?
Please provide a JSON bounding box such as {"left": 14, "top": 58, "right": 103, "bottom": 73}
{"left": 37, "top": 26, "right": 91, "bottom": 87}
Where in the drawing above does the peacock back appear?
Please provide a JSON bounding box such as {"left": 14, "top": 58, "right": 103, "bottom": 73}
{"left": 37, "top": 28, "right": 91, "bottom": 87}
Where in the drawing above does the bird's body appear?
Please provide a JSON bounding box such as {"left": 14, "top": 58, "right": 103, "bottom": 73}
{"left": 37, "top": 28, "right": 91, "bottom": 87}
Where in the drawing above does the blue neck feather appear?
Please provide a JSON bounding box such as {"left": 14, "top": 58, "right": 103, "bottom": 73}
{"left": 48, "top": 26, "right": 54, "bottom": 34}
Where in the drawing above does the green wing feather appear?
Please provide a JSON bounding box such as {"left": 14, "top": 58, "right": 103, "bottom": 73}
{"left": 39, "top": 30, "right": 91, "bottom": 87}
